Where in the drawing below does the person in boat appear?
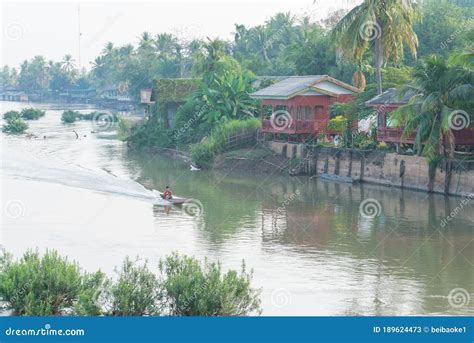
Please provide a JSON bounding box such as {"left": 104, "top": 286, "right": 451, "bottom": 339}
{"left": 161, "top": 186, "right": 173, "bottom": 200}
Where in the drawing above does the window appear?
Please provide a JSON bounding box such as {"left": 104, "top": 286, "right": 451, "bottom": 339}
{"left": 296, "top": 106, "right": 314, "bottom": 120}
{"left": 304, "top": 106, "right": 314, "bottom": 121}
{"left": 263, "top": 105, "right": 273, "bottom": 119}
{"left": 314, "top": 106, "right": 324, "bottom": 119}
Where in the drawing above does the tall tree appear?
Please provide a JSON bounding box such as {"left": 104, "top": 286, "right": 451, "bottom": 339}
{"left": 392, "top": 55, "right": 473, "bottom": 192}
{"left": 332, "top": 0, "right": 420, "bottom": 94}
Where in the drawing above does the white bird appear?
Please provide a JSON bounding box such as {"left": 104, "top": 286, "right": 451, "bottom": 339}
{"left": 190, "top": 164, "right": 200, "bottom": 171}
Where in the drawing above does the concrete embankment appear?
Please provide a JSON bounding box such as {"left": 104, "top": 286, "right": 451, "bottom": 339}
{"left": 266, "top": 141, "right": 474, "bottom": 197}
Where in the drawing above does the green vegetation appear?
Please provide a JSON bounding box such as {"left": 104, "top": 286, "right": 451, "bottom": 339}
{"left": 106, "top": 257, "right": 161, "bottom": 316}
{"left": 3, "top": 110, "right": 21, "bottom": 120}
{"left": 2, "top": 112, "right": 28, "bottom": 134}
{"left": 332, "top": 0, "right": 421, "bottom": 94}
{"left": 61, "top": 110, "right": 80, "bottom": 123}
{"left": 392, "top": 54, "right": 473, "bottom": 191}
{"left": 61, "top": 110, "right": 117, "bottom": 124}
{"left": 0, "top": 249, "right": 261, "bottom": 316}
{"left": 117, "top": 117, "right": 134, "bottom": 140}
{"left": 159, "top": 253, "right": 261, "bottom": 316}
{"left": 190, "top": 118, "right": 261, "bottom": 168}
{"left": 0, "top": 250, "right": 104, "bottom": 316}
{"left": 19, "top": 108, "right": 45, "bottom": 120}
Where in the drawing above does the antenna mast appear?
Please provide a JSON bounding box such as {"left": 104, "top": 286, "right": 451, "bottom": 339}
{"left": 78, "top": 4, "right": 82, "bottom": 69}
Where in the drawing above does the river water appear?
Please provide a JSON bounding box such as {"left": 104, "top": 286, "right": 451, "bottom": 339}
{"left": 1, "top": 102, "right": 473, "bottom": 316}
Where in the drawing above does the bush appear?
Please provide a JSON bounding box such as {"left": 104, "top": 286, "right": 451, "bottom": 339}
{"left": 105, "top": 257, "right": 161, "bottom": 316}
{"left": 2, "top": 117, "right": 28, "bottom": 134}
{"left": 0, "top": 250, "right": 103, "bottom": 316}
{"left": 158, "top": 253, "right": 261, "bottom": 316}
{"left": 327, "top": 115, "right": 348, "bottom": 133}
{"left": 190, "top": 139, "right": 215, "bottom": 168}
{"left": 117, "top": 117, "right": 133, "bottom": 140}
{"left": 20, "top": 108, "right": 45, "bottom": 120}
{"left": 190, "top": 118, "right": 261, "bottom": 167}
{"left": 353, "top": 132, "right": 376, "bottom": 149}
{"left": 377, "top": 141, "right": 388, "bottom": 150}
{"left": 0, "top": 250, "right": 262, "bottom": 317}
{"left": 61, "top": 110, "right": 80, "bottom": 123}
{"left": 3, "top": 110, "right": 20, "bottom": 120}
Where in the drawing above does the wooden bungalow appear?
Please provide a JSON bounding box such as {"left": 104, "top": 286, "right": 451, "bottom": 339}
{"left": 365, "top": 88, "right": 474, "bottom": 147}
{"left": 251, "top": 75, "right": 360, "bottom": 141}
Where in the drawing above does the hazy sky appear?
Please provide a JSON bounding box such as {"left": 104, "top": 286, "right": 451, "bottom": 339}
{"left": 2, "top": 0, "right": 360, "bottom": 70}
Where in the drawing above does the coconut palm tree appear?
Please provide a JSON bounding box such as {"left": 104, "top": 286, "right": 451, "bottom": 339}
{"left": 332, "top": 0, "right": 420, "bottom": 94}
{"left": 61, "top": 54, "right": 76, "bottom": 73}
{"left": 392, "top": 55, "right": 473, "bottom": 193}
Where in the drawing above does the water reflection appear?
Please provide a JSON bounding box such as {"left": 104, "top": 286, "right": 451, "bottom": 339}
{"left": 131, "top": 150, "right": 473, "bottom": 315}
{"left": 1, "top": 102, "right": 472, "bottom": 315}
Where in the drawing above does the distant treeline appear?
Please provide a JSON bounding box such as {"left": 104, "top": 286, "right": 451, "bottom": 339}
{"left": 0, "top": 0, "right": 472, "bottom": 99}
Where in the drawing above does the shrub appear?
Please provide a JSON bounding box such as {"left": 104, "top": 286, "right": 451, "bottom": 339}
{"left": 190, "top": 118, "right": 260, "bottom": 167}
{"left": 190, "top": 139, "right": 215, "bottom": 168}
{"left": 3, "top": 110, "right": 20, "bottom": 120}
{"left": 105, "top": 257, "right": 161, "bottom": 316}
{"left": 117, "top": 117, "right": 133, "bottom": 140}
{"left": 72, "top": 271, "right": 108, "bottom": 316}
{"left": 327, "top": 115, "right": 348, "bottom": 133}
{"left": 20, "top": 108, "right": 45, "bottom": 120}
{"left": 0, "top": 250, "right": 103, "bottom": 316}
{"left": 377, "top": 141, "right": 388, "bottom": 150}
{"left": 353, "top": 132, "right": 376, "bottom": 149}
{"left": 2, "top": 117, "right": 28, "bottom": 134}
{"left": 158, "top": 253, "right": 261, "bottom": 316}
{"left": 61, "top": 110, "right": 80, "bottom": 123}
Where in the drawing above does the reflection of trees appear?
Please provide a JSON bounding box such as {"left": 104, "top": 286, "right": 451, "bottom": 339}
{"left": 261, "top": 180, "right": 473, "bottom": 312}
{"left": 128, "top": 151, "right": 472, "bottom": 312}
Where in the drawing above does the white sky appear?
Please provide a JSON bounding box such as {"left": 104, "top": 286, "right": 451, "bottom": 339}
{"left": 1, "top": 0, "right": 360, "bottom": 70}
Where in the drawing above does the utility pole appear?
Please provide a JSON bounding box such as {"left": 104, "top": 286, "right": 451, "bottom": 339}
{"left": 78, "top": 4, "right": 82, "bottom": 69}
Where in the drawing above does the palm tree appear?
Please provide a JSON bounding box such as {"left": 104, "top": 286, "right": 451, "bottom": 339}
{"left": 61, "top": 54, "right": 76, "bottom": 73}
{"left": 154, "top": 33, "right": 179, "bottom": 59}
{"left": 138, "top": 32, "right": 153, "bottom": 51}
{"left": 332, "top": 0, "right": 420, "bottom": 94}
{"left": 102, "top": 42, "right": 115, "bottom": 55}
{"left": 392, "top": 55, "right": 473, "bottom": 193}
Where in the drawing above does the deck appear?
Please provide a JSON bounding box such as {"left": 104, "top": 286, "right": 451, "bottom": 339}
{"left": 378, "top": 127, "right": 474, "bottom": 145}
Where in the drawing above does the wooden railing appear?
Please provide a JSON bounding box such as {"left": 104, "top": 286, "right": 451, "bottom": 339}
{"left": 377, "top": 127, "right": 474, "bottom": 145}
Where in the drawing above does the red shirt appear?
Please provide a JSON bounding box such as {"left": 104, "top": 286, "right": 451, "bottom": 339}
{"left": 163, "top": 189, "right": 173, "bottom": 199}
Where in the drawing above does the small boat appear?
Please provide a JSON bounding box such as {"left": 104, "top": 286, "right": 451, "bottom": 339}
{"left": 319, "top": 173, "right": 359, "bottom": 184}
{"left": 152, "top": 190, "right": 187, "bottom": 205}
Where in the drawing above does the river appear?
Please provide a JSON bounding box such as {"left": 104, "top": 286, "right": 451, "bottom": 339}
{"left": 1, "top": 102, "right": 473, "bottom": 316}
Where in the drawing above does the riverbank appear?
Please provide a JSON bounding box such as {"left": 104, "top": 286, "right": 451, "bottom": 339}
{"left": 150, "top": 142, "right": 474, "bottom": 198}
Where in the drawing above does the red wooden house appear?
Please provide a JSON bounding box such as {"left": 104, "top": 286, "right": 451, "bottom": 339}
{"left": 365, "top": 88, "right": 474, "bottom": 146}
{"left": 251, "top": 75, "right": 360, "bottom": 140}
